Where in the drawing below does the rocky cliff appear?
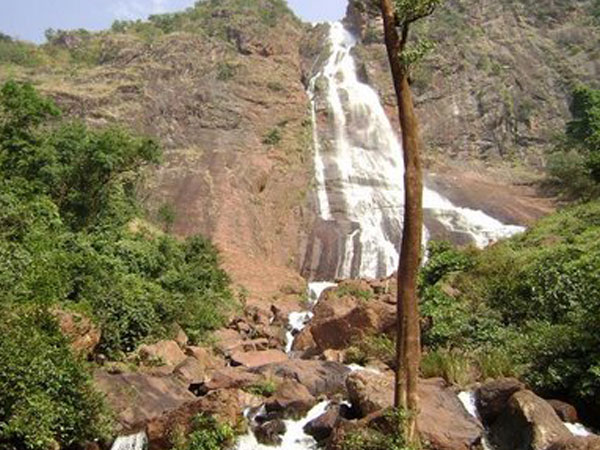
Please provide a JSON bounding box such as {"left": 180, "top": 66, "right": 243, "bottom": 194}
{"left": 0, "top": 0, "right": 315, "bottom": 302}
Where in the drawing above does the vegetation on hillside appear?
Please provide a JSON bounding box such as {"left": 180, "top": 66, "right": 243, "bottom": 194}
{"left": 420, "top": 202, "right": 600, "bottom": 419}
{"left": 0, "top": 0, "right": 300, "bottom": 69}
{"left": 0, "top": 81, "right": 235, "bottom": 449}
{"left": 547, "top": 85, "right": 600, "bottom": 199}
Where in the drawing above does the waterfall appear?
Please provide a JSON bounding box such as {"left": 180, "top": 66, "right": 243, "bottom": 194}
{"left": 308, "top": 22, "right": 524, "bottom": 280}
{"left": 110, "top": 432, "right": 148, "bottom": 450}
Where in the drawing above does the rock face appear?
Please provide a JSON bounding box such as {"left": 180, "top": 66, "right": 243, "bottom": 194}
{"left": 475, "top": 377, "right": 526, "bottom": 426}
{"left": 94, "top": 371, "right": 196, "bottom": 430}
{"left": 230, "top": 349, "right": 289, "bottom": 368}
{"left": 548, "top": 400, "right": 580, "bottom": 424}
{"left": 292, "top": 280, "right": 396, "bottom": 356}
{"left": 3, "top": 3, "right": 313, "bottom": 307}
{"left": 304, "top": 404, "right": 342, "bottom": 442}
{"left": 346, "top": 371, "right": 483, "bottom": 449}
{"left": 489, "top": 390, "right": 572, "bottom": 450}
{"left": 346, "top": 0, "right": 599, "bottom": 166}
{"left": 252, "top": 359, "right": 351, "bottom": 397}
{"left": 138, "top": 340, "right": 187, "bottom": 367}
{"left": 52, "top": 308, "right": 101, "bottom": 356}
{"left": 265, "top": 379, "right": 316, "bottom": 419}
{"left": 548, "top": 436, "right": 600, "bottom": 450}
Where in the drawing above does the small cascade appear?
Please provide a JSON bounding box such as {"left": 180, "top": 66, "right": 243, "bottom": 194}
{"left": 236, "top": 401, "right": 330, "bottom": 450}
{"left": 110, "top": 432, "right": 148, "bottom": 450}
{"left": 284, "top": 281, "right": 337, "bottom": 353}
{"left": 565, "top": 422, "right": 594, "bottom": 437}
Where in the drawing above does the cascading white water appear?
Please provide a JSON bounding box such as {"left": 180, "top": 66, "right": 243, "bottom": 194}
{"left": 110, "top": 432, "right": 148, "bottom": 450}
{"left": 236, "top": 401, "right": 330, "bottom": 450}
{"left": 309, "top": 22, "right": 524, "bottom": 280}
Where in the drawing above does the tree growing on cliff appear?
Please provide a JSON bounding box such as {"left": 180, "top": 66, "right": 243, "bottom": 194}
{"left": 377, "top": 0, "right": 443, "bottom": 444}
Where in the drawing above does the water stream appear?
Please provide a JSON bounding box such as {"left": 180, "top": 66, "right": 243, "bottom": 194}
{"left": 237, "top": 20, "right": 527, "bottom": 450}
{"left": 308, "top": 22, "right": 524, "bottom": 280}
{"left": 110, "top": 432, "right": 148, "bottom": 450}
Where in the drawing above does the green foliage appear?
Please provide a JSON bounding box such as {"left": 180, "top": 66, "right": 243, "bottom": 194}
{"left": 0, "top": 307, "right": 110, "bottom": 450}
{"left": 158, "top": 202, "right": 176, "bottom": 232}
{"left": 216, "top": 62, "right": 238, "bottom": 81}
{"left": 341, "top": 408, "right": 420, "bottom": 450}
{"left": 547, "top": 85, "right": 600, "bottom": 198}
{"left": 262, "top": 127, "right": 282, "bottom": 146}
{"left": 345, "top": 335, "right": 395, "bottom": 367}
{"left": 0, "top": 81, "right": 235, "bottom": 446}
{"left": 420, "top": 203, "right": 600, "bottom": 410}
{"left": 421, "top": 348, "right": 472, "bottom": 387}
{"left": 334, "top": 283, "right": 374, "bottom": 301}
{"left": 0, "top": 38, "right": 44, "bottom": 67}
{"left": 171, "top": 415, "right": 235, "bottom": 450}
{"left": 244, "top": 379, "right": 278, "bottom": 397}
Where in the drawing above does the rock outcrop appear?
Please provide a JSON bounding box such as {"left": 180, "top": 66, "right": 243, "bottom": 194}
{"left": 489, "top": 390, "right": 573, "bottom": 450}
{"left": 346, "top": 371, "right": 484, "bottom": 449}
{"left": 52, "top": 308, "right": 101, "bottom": 356}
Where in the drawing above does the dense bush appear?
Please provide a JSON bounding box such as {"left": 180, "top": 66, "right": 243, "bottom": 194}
{"left": 546, "top": 85, "right": 600, "bottom": 198}
{"left": 170, "top": 415, "right": 235, "bottom": 450}
{"left": 420, "top": 203, "right": 600, "bottom": 414}
{"left": 0, "top": 81, "right": 236, "bottom": 447}
{"left": 0, "top": 307, "right": 110, "bottom": 449}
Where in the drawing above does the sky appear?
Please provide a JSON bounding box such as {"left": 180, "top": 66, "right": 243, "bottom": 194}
{"left": 0, "top": 0, "right": 348, "bottom": 43}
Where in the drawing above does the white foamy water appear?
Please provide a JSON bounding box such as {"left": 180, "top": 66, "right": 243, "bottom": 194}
{"left": 309, "top": 22, "right": 524, "bottom": 280}
{"left": 565, "top": 422, "right": 594, "bottom": 437}
{"left": 111, "top": 432, "right": 147, "bottom": 450}
{"left": 458, "top": 391, "right": 480, "bottom": 420}
{"left": 236, "top": 401, "right": 330, "bottom": 450}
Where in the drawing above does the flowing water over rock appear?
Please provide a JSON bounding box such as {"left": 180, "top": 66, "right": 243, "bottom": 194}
{"left": 303, "top": 22, "right": 524, "bottom": 281}
{"left": 236, "top": 402, "right": 330, "bottom": 450}
{"left": 110, "top": 432, "right": 148, "bottom": 450}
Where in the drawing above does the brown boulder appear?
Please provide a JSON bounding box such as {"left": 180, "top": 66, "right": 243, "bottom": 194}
{"left": 265, "top": 379, "right": 316, "bottom": 419}
{"left": 548, "top": 436, "right": 600, "bottom": 450}
{"left": 304, "top": 404, "right": 341, "bottom": 441}
{"left": 94, "top": 371, "right": 195, "bottom": 430}
{"left": 185, "top": 346, "right": 224, "bottom": 371}
{"left": 346, "top": 371, "right": 483, "bottom": 450}
{"left": 173, "top": 357, "right": 206, "bottom": 384}
{"left": 213, "top": 328, "right": 245, "bottom": 355}
{"left": 201, "top": 366, "right": 264, "bottom": 392}
{"left": 138, "top": 340, "right": 187, "bottom": 367}
{"left": 548, "top": 400, "right": 579, "bottom": 423}
{"left": 146, "top": 388, "right": 261, "bottom": 449}
{"left": 475, "top": 377, "right": 525, "bottom": 426}
{"left": 230, "top": 349, "right": 288, "bottom": 368}
{"left": 489, "top": 390, "right": 572, "bottom": 450}
{"left": 294, "top": 296, "right": 395, "bottom": 355}
{"left": 52, "top": 308, "right": 100, "bottom": 356}
{"left": 254, "top": 419, "right": 286, "bottom": 446}
{"left": 253, "top": 359, "right": 350, "bottom": 397}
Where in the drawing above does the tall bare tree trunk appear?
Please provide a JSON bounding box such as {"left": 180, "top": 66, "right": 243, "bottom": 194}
{"left": 380, "top": 0, "right": 424, "bottom": 444}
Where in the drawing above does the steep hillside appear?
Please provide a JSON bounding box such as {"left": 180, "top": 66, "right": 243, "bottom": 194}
{"left": 344, "top": 0, "right": 598, "bottom": 222}
{"left": 0, "top": 0, "right": 314, "bottom": 303}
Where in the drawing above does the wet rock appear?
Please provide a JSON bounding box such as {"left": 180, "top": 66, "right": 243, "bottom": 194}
{"left": 489, "top": 390, "right": 572, "bottom": 450}
{"left": 253, "top": 360, "right": 351, "bottom": 397}
{"left": 138, "top": 340, "right": 187, "bottom": 367}
{"left": 52, "top": 308, "right": 101, "bottom": 356}
{"left": 254, "top": 419, "right": 286, "bottom": 446}
{"left": 548, "top": 436, "right": 600, "bottom": 450}
{"left": 548, "top": 400, "right": 579, "bottom": 423}
{"left": 265, "top": 379, "right": 316, "bottom": 419}
{"left": 346, "top": 371, "right": 483, "bottom": 449}
{"left": 230, "top": 349, "right": 288, "bottom": 368}
{"left": 475, "top": 377, "right": 525, "bottom": 426}
{"left": 304, "top": 404, "right": 341, "bottom": 441}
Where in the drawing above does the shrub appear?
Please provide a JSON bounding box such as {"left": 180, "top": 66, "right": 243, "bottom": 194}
{"left": 171, "top": 415, "right": 235, "bottom": 450}
{"left": 0, "top": 307, "right": 111, "bottom": 450}
{"left": 262, "top": 127, "right": 282, "bottom": 145}
{"left": 244, "top": 379, "right": 278, "bottom": 397}
{"left": 421, "top": 348, "right": 473, "bottom": 387}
